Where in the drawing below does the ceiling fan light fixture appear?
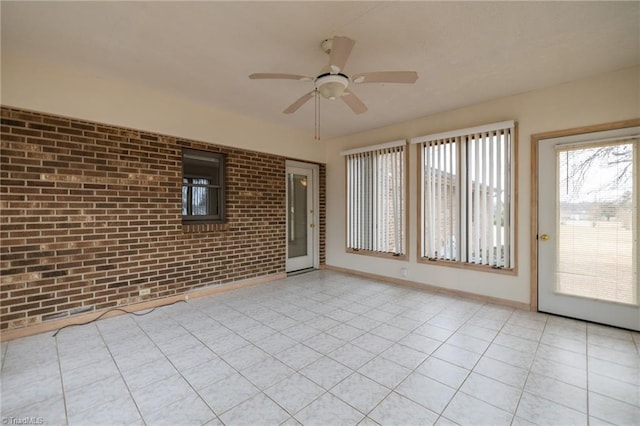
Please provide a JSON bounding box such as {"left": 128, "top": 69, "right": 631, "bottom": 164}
{"left": 315, "top": 74, "right": 348, "bottom": 100}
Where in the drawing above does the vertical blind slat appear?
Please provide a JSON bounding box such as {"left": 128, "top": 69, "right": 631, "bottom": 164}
{"left": 372, "top": 150, "right": 376, "bottom": 252}
{"left": 481, "top": 132, "right": 488, "bottom": 265}
{"left": 353, "top": 153, "right": 357, "bottom": 249}
{"left": 442, "top": 140, "right": 448, "bottom": 259}
{"left": 496, "top": 131, "right": 503, "bottom": 264}
{"left": 396, "top": 147, "right": 401, "bottom": 253}
{"left": 380, "top": 148, "right": 385, "bottom": 252}
{"left": 435, "top": 140, "right": 441, "bottom": 258}
{"left": 505, "top": 128, "right": 512, "bottom": 267}
{"left": 488, "top": 131, "right": 495, "bottom": 266}
{"left": 368, "top": 151, "right": 371, "bottom": 250}
{"left": 449, "top": 138, "right": 454, "bottom": 260}
{"left": 356, "top": 153, "right": 359, "bottom": 250}
{"left": 432, "top": 143, "right": 437, "bottom": 258}
{"left": 459, "top": 136, "right": 467, "bottom": 263}
{"left": 471, "top": 136, "right": 477, "bottom": 262}
{"left": 424, "top": 143, "right": 431, "bottom": 257}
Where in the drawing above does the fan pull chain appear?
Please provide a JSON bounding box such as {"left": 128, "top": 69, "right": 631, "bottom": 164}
{"left": 314, "top": 90, "right": 321, "bottom": 141}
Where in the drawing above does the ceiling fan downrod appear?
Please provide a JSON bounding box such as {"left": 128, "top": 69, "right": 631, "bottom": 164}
{"left": 314, "top": 90, "right": 321, "bottom": 141}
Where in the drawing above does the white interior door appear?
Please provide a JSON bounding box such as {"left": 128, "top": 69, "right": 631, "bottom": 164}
{"left": 538, "top": 127, "right": 640, "bottom": 331}
{"left": 286, "top": 162, "right": 318, "bottom": 272}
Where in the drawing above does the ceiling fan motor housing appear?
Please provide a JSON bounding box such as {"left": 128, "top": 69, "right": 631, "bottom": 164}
{"left": 315, "top": 73, "right": 349, "bottom": 100}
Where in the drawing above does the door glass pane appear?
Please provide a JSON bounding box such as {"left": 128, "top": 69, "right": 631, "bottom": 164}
{"left": 288, "top": 173, "right": 308, "bottom": 259}
{"left": 556, "top": 141, "right": 637, "bottom": 305}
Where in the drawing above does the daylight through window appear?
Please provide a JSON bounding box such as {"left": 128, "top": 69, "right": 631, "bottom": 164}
{"left": 343, "top": 141, "right": 406, "bottom": 256}
{"left": 182, "top": 149, "right": 226, "bottom": 223}
{"left": 413, "top": 121, "right": 516, "bottom": 269}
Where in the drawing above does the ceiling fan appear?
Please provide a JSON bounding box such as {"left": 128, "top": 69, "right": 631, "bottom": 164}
{"left": 249, "top": 36, "right": 418, "bottom": 116}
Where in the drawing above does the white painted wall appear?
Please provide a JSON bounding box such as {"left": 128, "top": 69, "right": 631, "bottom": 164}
{"left": 3, "top": 51, "right": 638, "bottom": 305}
{"left": 1, "top": 54, "right": 325, "bottom": 163}
{"left": 325, "top": 66, "right": 640, "bottom": 305}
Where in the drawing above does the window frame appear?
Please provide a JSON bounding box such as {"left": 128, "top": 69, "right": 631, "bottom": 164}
{"left": 342, "top": 140, "right": 408, "bottom": 260}
{"left": 413, "top": 121, "right": 517, "bottom": 274}
{"left": 182, "top": 148, "right": 226, "bottom": 224}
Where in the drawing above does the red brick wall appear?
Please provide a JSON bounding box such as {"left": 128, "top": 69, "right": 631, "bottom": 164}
{"left": 0, "top": 106, "right": 325, "bottom": 331}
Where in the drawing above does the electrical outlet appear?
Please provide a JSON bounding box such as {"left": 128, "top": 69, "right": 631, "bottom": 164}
{"left": 139, "top": 288, "right": 151, "bottom": 296}
{"left": 401, "top": 267, "right": 408, "bottom": 278}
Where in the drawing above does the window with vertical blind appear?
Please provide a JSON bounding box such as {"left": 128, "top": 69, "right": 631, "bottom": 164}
{"left": 342, "top": 141, "right": 406, "bottom": 256}
{"left": 412, "top": 121, "right": 516, "bottom": 269}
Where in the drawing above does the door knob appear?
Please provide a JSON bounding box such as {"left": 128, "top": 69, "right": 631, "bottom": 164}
{"left": 540, "top": 234, "right": 549, "bottom": 241}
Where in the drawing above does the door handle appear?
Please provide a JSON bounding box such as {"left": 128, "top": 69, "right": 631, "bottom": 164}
{"left": 540, "top": 234, "right": 550, "bottom": 241}
{"left": 310, "top": 224, "right": 315, "bottom": 228}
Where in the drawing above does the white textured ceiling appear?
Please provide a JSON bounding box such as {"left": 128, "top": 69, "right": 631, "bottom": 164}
{"left": 2, "top": 1, "right": 639, "bottom": 139}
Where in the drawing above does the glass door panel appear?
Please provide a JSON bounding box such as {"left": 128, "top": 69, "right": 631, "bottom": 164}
{"left": 288, "top": 173, "right": 308, "bottom": 258}
{"left": 538, "top": 130, "right": 639, "bottom": 331}
{"left": 556, "top": 143, "right": 636, "bottom": 304}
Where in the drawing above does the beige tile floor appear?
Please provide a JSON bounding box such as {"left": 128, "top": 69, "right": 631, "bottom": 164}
{"left": 1, "top": 270, "right": 639, "bottom": 425}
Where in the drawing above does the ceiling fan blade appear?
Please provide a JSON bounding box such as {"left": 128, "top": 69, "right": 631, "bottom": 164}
{"left": 283, "top": 91, "right": 316, "bottom": 114}
{"left": 352, "top": 71, "right": 418, "bottom": 84}
{"left": 249, "top": 73, "right": 311, "bottom": 80}
{"left": 328, "top": 36, "right": 355, "bottom": 74}
{"left": 341, "top": 89, "right": 367, "bottom": 115}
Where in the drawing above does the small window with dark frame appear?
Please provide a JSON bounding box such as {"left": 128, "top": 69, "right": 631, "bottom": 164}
{"left": 182, "top": 149, "right": 226, "bottom": 223}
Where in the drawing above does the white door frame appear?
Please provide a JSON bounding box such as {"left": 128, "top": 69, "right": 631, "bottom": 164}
{"left": 531, "top": 119, "right": 640, "bottom": 330}
{"left": 286, "top": 160, "right": 319, "bottom": 272}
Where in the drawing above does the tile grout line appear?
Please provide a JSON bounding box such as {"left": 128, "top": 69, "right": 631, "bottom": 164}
{"left": 269, "top": 280, "right": 417, "bottom": 423}
{"left": 353, "top": 297, "right": 453, "bottom": 421}
{"left": 346, "top": 298, "right": 486, "bottom": 424}
{"left": 95, "top": 321, "right": 148, "bottom": 426}
{"left": 514, "top": 318, "right": 607, "bottom": 423}
{"left": 166, "top": 300, "right": 326, "bottom": 424}
{"left": 132, "top": 307, "right": 229, "bottom": 424}
{"left": 210, "top": 286, "right": 332, "bottom": 423}
{"left": 0, "top": 341, "right": 8, "bottom": 374}
{"left": 276, "top": 277, "right": 354, "bottom": 423}
{"left": 270, "top": 275, "right": 388, "bottom": 424}
{"left": 10, "top": 270, "right": 635, "bottom": 426}
{"left": 53, "top": 333, "right": 70, "bottom": 426}
{"left": 432, "top": 303, "right": 517, "bottom": 425}
{"left": 586, "top": 326, "right": 591, "bottom": 426}
{"left": 292, "top": 281, "right": 407, "bottom": 423}
{"left": 509, "top": 311, "right": 549, "bottom": 425}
